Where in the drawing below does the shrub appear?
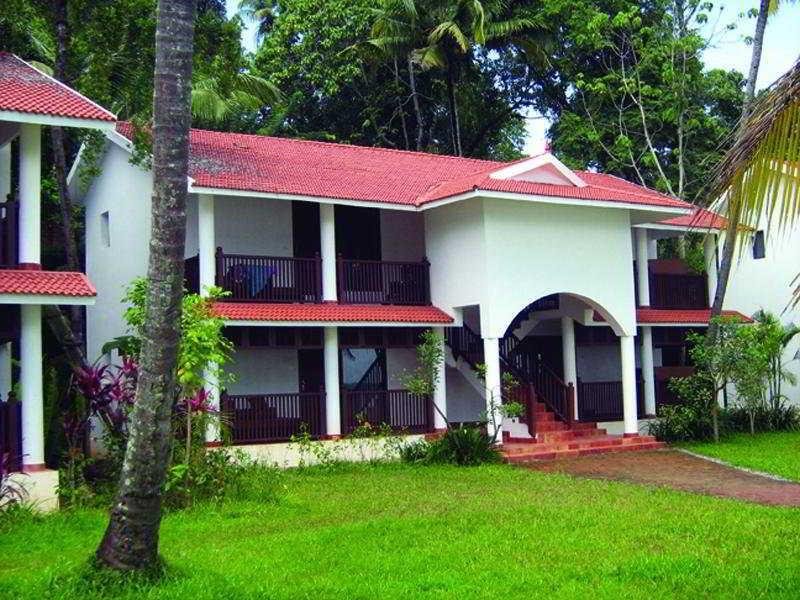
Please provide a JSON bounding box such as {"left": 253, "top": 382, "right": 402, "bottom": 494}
{"left": 0, "top": 452, "right": 27, "bottom": 510}
{"left": 400, "top": 426, "right": 501, "bottom": 466}
{"left": 721, "top": 402, "right": 800, "bottom": 434}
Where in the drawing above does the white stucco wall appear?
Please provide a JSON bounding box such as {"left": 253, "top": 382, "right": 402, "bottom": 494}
{"left": 424, "top": 199, "right": 487, "bottom": 315}
{"left": 445, "top": 366, "right": 485, "bottom": 422}
{"left": 380, "top": 210, "right": 426, "bottom": 261}
{"left": 386, "top": 347, "right": 418, "bottom": 388}
{"left": 225, "top": 346, "right": 299, "bottom": 395}
{"left": 725, "top": 218, "right": 800, "bottom": 405}
{"left": 214, "top": 196, "right": 293, "bottom": 256}
{"left": 480, "top": 199, "right": 637, "bottom": 338}
{"left": 84, "top": 143, "right": 152, "bottom": 362}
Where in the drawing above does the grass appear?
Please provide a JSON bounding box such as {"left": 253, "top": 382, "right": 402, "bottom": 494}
{"left": 682, "top": 431, "right": 800, "bottom": 482}
{"left": 2, "top": 463, "right": 800, "bottom": 599}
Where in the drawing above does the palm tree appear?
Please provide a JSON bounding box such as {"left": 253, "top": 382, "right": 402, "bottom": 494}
{"left": 96, "top": 0, "right": 196, "bottom": 571}
{"left": 191, "top": 68, "right": 281, "bottom": 126}
{"left": 708, "top": 58, "right": 800, "bottom": 331}
{"left": 238, "top": 0, "right": 277, "bottom": 43}
{"left": 708, "top": 0, "right": 798, "bottom": 332}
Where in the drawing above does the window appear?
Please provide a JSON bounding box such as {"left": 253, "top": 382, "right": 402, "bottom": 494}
{"left": 752, "top": 230, "right": 766, "bottom": 260}
{"left": 100, "top": 211, "right": 110, "bottom": 247}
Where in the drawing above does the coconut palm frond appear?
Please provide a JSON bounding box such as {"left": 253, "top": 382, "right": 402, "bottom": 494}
{"left": 236, "top": 72, "right": 282, "bottom": 104}
{"left": 711, "top": 59, "right": 800, "bottom": 235}
{"left": 429, "top": 21, "right": 470, "bottom": 52}
{"left": 412, "top": 45, "right": 447, "bottom": 70}
{"left": 191, "top": 86, "right": 228, "bottom": 123}
{"left": 484, "top": 17, "right": 538, "bottom": 39}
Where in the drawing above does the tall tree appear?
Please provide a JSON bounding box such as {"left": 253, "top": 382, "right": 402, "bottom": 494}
{"left": 95, "top": 0, "right": 196, "bottom": 571}
{"left": 709, "top": 0, "right": 796, "bottom": 330}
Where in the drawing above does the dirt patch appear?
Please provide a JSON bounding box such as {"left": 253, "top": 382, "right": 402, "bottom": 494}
{"left": 524, "top": 449, "right": 800, "bottom": 507}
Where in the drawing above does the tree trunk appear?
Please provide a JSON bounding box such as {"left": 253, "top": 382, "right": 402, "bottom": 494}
{"left": 393, "top": 57, "right": 409, "bottom": 150}
{"left": 96, "top": 0, "right": 195, "bottom": 571}
{"left": 709, "top": 0, "right": 769, "bottom": 334}
{"left": 749, "top": 411, "right": 755, "bottom": 435}
{"left": 445, "top": 61, "right": 462, "bottom": 156}
{"left": 50, "top": 0, "right": 85, "bottom": 346}
{"left": 407, "top": 53, "right": 424, "bottom": 151}
{"left": 712, "top": 403, "right": 719, "bottom": 443}
{"left": 743, "top": 0, "right": 770, "bottom": 121}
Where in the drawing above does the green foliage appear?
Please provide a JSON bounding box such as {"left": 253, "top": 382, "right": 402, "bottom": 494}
{"left": 121, "top": 278, "right": 233, "bottom": 394}
{"left": 400, "top": 329, "right": 444, "bottom": 397}
{"left": 400, "top": 426, "right": 501, "bottom": 466}
{"left": 289, "top": 419, "right": 409, "bottom": 468}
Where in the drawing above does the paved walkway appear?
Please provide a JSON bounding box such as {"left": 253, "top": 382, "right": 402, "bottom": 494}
{"left": 524, "top": 449, "right": 800, "bottom": 507}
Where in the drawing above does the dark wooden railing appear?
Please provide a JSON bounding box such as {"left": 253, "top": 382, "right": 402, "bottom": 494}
{"left": 341, "top": 389, "right": 433, "bottom": 434}
{"left": 0, "top": 201, "right": 19, "bottom": 268}
{"left": 0, "top": 395, "right": 22, "bottom": 472}
{"left": 221, "top": 391, "right": 325, "bottom": 443}
{"left": 337, "top": 257, "right": 430, "bottom": 305}
{"left": 650, "top": 273, "right": 708, "bottom": 309}
{"left": 577, "top": 380, "right": 645, "bottom": 422}
{"left": 216, "top": 248, "right": 322, "bottom": 303}
{"left": 445, "top": 324, "right": 484, "bottom": 369}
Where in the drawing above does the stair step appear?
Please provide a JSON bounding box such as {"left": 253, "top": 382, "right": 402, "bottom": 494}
{"left": 502, "top": 438, "right": 666, "bottom": 463}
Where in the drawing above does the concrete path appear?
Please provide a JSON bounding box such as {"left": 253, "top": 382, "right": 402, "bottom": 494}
{"left": 524, "top": 449, "right": 800, "bottom": 507}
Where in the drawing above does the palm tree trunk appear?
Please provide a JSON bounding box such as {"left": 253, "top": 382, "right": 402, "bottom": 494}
{"left": 408, "top": 54, "right": 424, "bottom": 151}
{"left": 50, "top": 0, "right": 85, "bottom": 347}
{"left": 96, "top": 0, "right": 195, "bottom": 571}
{"left": 743, "top": 0, "right": 770, "bottom": 120}
{"left": 393, "top": 57, "right": 409, "bottom": 150}
{"left": 446, "top": 61, "right": 462, "bottom": 156}
{"left": 709, "top": 1, "right": 768, "bottom": 330}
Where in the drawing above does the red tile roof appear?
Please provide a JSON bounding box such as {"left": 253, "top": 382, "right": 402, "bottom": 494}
{"left": 658, "top": 206, "right": 727, "bottom": 230}
{"left": 594, "top": 308, "right": 752, "bottom": 325}
{"left": 0, "top": 53, "right": 115, "bottom": 122}
{"left": 0, "top": 270, "right": 97, "bottom": 297}
{"left": 212, "top": 302, "right": 454, "bottom": 324}
{"left": 115, "top": 123, "right": 693, "bottom": 212}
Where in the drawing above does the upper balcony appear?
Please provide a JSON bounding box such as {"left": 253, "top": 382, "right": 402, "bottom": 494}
{"left": 186, "top": 249, "right": 431, "bottom": 305}
{"left": 636, "top": 259, "right": 708, "bottom": 309}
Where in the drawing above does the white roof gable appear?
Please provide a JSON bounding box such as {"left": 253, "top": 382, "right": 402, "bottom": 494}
{"left": 489, "top": 153, "right": 587, "bottom": 188}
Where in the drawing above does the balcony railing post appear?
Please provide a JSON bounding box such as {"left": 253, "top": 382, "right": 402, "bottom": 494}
{"left": 215, "top": 246, "right": 224, "bottom": 287}
{"left": 422, "top": 256, "right": 431, "bottom": 304}
{"left": 336, "top": 254, "right": 344, "bottom": 303}
{"left": 314, "top": 252, "right": 323, "bottom": 302}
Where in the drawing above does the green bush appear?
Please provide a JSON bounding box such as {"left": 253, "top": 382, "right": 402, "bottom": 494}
{"left": 399, "top": 426, "right": 501, "bottom": 466}
{"left": 721, "top": 402, "right": 800, "bottom": 434}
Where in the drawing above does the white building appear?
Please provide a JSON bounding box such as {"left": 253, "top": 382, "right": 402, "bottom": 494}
{"left": 72, "top": 122, "right": 749, "bottom": 462}
{"left": 0, "top": 53, "right": 115, "bottom": 508}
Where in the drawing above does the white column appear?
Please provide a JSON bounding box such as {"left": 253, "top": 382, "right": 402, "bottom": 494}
{"left": 19, "top": 124, "right": 41, "bottom": 266}
{"left": 704, "top": 234, "right": 718, "bottom": 305}
{"left": 432, "top": 326, "right": 447, "bottom": 430}
{"left": 0, "top": 143, "right": 11, "bottom": 202}
{"left": 640, "top": 326, "right": 656, "bottom": 416}
{"left": 560, "top": 316, "right": 578, "bottom": 419}
{"left": 323, "top": 326, "right": 341, "bottom": 436}
{"left": 635, "top": 228, "right": 650, "bottom": 307}
{"left": 483, "top": 337, "right": 502, "bottom": 444}
{"left": 21, "top": 305, "right": 44, "bottom": 467}
{"left": 320, "top": 203, "right": 337, "bottom": 301}
{"left": 198, "top": 193, "right": 216, "bottom": 292}
{"left": 620, "top": 334, "right": 638, "bottom": 436}
{"left": 198, "top": 193, "right": 221, "bottom": 442}
{"left": 0, "top": 342, "right": 11, "bottom": 400}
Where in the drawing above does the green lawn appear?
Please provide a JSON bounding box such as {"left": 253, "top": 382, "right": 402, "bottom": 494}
{"left": 2, "top": 463, "right": 800, "bottom": 599}
{"left": 682, "top": 431, "right": 800, "bottom": 482}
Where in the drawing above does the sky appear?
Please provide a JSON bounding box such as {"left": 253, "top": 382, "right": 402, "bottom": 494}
{"left": 226, "top": 0, "right": 800, "bottom": 154}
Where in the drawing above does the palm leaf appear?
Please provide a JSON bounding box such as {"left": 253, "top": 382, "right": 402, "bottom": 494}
{"left": 235, "top": 72, "right": 282, "bottom": 104}
{"left": 429, "top": 21, "right": 470, "bottom": 52}
{"left": 412, "top": 45, "right": 447, "bottom": 70}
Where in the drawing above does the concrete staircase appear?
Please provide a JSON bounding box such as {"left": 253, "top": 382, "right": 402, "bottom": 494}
{"left": 502, "top": 401, "right": 665, "bottom": 463}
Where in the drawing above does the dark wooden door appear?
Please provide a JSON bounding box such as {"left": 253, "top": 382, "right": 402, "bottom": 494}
{"left": 292, "top": 201, "right": 321, "bottom": 258}
{"left": 298, "top": 349, "right": 324, "bottom": 392}
{"left": 335, "top": 205, "right": 381, "bottom": 260}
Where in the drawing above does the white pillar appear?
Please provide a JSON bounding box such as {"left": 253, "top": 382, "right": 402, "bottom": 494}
{"left": 635, "top": 228, "right": 650, "bottom": 307}
{"left": 198, "top": 193, "right": 216, "bottom": 292}
{"left": 21, "top": 305, "right": 44, "bottom": 467}
{"left": 640, "top": 326, "right": 656, "bottom": 416}
{"left": 0, "top": 143, "right": 11, "bottom": 202}
{"left": 19, "top": 124, "right": 41, "bottom": 266}
{"left": 204, "top": 366, "right": 221, "bottom": 443}
{"left": 620, "top": 334, "right": 638, "bottom": 436}
{"left": 320, "top": 203, "right": 337, "bottom": 301}
{"left": 432, "top": 326, "right": 447, "bottom": 430}
{"left": 483, "top": 337, "right": 502, "bottom": 444}
{"left": 0, "top": 342, "right": 11, "bottom": 400}
{"left": 560, "top": 316, "right": 578, "bottom": 419}
{"left": 704, "top": 234, "right": 718, "bottom": 305}
{"left": 323, "top": 326, "right": 341, "bottom": 436}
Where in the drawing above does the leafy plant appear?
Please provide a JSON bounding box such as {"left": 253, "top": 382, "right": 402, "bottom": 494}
{"left": 401, "top": 426, "right": 501, "bottom": 466}
{"left": 0, "top": 453, "right": 27, "bottom": 510}
{"left": 400, "top": 329, "right": 447, "bottom": 427}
